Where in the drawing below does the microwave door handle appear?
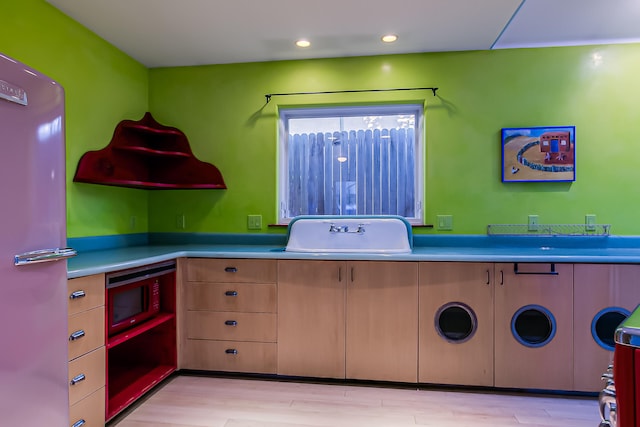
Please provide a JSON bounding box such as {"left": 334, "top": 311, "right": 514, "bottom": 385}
{"left": 14, "top": 248, "right": 77, "bottom": 266}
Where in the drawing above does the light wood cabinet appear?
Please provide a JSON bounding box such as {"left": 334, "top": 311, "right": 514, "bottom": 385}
{"left": 69, "top": 387, "right": 106, "bottom": 427}
{"left": 277, "top": 260, "right": 418, "bottom": 382}
{"left": 277, "top": 260, "right": 345, "bottom": 378}
{"left": 182, "top": 258, "right": 277, "bottom": 374}
{"left": 346, "top": 261, "right": 418, "bottom": 382}
{"left": 178, "top": 256, "right": 640, "bottom": 392}
{"left": 67, "top": 273, "right": 106, "bottom": 427}
{"left": 573, "top": 264, "right": 640, "bottom": 391}
{"left": 418, "top": 262, "right": 494, "bottom": 386}
{"left": 494, "top": 263, "right": 574, "bottom": 390}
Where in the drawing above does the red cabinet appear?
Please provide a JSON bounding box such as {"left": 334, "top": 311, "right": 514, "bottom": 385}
{"left": 105, "top": 261, "right": 177, "bottom": 421}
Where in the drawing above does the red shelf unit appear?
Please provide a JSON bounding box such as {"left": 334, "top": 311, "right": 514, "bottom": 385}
{"left": 107, "top": 313, "right": 175, "bottom": 349}
{"left": 105, "top": 266, "right": 177, "bottom": 421}
{"left": 74, "top": 112, "right": 226, "bottom": 189}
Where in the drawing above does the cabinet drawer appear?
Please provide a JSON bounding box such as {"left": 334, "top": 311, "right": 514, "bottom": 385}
{"left": 68, "top": 307, "right": 105, "bottom": 360}
{"left": 68, "top": 347, "right": 106, "bottom": 406}
{"left": 184, "top": 340, "right": 276, "bottom": 374}
{"left": 186, "top": 282, "right": 276, "bottom": 313}
{"left": 187, "top": 258, "right": 276, "bottom": 283}
{"left": 69, "top": 386, "right": 105, "bottom": 427}
{"left": 187, "top": 311, "right": 276, "bottom": 342}
{"left": 67, "top": 274, "right": 105, "bottom": 316}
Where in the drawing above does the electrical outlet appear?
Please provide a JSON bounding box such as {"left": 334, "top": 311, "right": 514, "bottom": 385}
{"left": 247, "top": 214, "right": 262, "bottom": 230}
{"left": 436, "top": 215, "right": 453, "bottom": 231}
{"left": 528, "top": 215, "right": 539, "bottom": 232}
{"left": 585, "top": 214, "right": 596, "bottom": 231}
{"left": 176, "top": 214, "right": 186, "bottom": 229}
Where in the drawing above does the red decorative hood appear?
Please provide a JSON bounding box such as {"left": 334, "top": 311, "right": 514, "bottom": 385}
{"left": 73, "top": 112, "right": 226, "bottom": 189}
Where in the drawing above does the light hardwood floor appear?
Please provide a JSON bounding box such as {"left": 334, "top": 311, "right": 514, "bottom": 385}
{"left": 110, "top": 375, "right": 601, "bottom": 427}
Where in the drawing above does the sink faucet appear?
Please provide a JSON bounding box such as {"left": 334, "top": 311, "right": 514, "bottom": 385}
{"left": 329, "top": 223, "right": 365, "bottom": 234}
{"left": 329, "top": 224, "right": 346, "bottom": 233}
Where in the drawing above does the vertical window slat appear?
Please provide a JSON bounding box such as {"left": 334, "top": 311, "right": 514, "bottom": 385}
{"left": 389, "top": 128, "right": 398, "bottom": 216}
{"left": 364, "top": 129, "right": 374, "bottom": 215}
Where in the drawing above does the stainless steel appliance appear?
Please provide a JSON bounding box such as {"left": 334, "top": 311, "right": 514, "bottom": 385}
{"left": 0, "top": 52, "right": 75, "bottom": 426}
{"left": 599, "top": 364, "right": 617, "bottom": 427}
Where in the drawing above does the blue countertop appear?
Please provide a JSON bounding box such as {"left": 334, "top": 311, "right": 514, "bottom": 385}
{"left": 66, "top": 233, "right": 640, "bottom": 278}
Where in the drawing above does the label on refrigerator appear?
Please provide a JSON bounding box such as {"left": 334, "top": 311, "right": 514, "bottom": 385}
{"left": 0, "top": 79, "right": 28, "bottom": 106}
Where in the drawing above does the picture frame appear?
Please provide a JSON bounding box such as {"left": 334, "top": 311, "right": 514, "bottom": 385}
{"left": 501, "top": 126, "right": 576, "bottom": 183}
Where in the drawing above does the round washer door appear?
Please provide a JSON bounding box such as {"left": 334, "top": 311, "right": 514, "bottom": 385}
{"left": 434, "top": 302, "right": 478, "bottom": 344}
{"left": 511, "top": 304, "right": 556, "bottom": 348}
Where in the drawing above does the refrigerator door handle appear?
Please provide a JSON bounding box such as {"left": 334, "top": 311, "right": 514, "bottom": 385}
{"left": 14, "top": 247, "right": 77, "bottom": 266}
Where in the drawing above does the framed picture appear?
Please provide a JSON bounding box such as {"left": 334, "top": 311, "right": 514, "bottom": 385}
{"left": 501, "top": 126, "right": 575, "bottom": 183}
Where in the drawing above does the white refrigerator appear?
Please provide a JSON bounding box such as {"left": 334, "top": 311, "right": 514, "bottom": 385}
{"left": 0, "top": 52, "right": 76, "bottom": 426}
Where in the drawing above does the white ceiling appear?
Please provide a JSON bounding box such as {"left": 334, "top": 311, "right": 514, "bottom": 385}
{"left": 46, "top": 0, "right": 640, "bottom": 68}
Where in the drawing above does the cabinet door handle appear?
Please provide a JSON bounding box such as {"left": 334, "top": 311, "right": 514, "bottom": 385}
{"left": 486, "top": 270, "right": 490, "bottom": 285}
{"left": 225, "top": 290, "right": 238, "bottom": 297}
{"left": 69, "top": 290, "right": 86, "bottom": 299}
{"left": 70, "top": 373, "right": 86, "bottom": 386}
{"left": 350, "top": 267, "right": 354, "bottom": 282}
{"left": 338, "top": 267, "right": 342, "bottom": 282}
{"left": 69, "top": 330, "right": 85, "bottom": 341}
{"left": 225, "top": 320, "right": 238, "bottom": 326}
{"left": 500, "top": 270, "right": 504, "bottom": 286}
{"left": 513, "top": 263, "right": 558, "bottom": 276}
{"left": 224, "top": 267, "right": 238, "bottom": 273}
{"left": 225, "top": 348, "right": 238, "bottom": 355}
{"left": 72, "top": 420, "right": 86, "bottom": 427}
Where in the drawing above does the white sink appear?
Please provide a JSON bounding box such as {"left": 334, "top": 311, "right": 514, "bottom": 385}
{"left": 285, "top": 216, "right": 412, "bottom": 253}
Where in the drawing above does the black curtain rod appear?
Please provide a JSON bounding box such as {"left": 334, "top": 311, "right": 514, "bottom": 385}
{"left": 264, "top": 87, "right": 438, "bottom": 103}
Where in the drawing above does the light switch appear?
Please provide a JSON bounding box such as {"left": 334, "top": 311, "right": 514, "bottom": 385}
{"left": 437, "top": 215, "right": 453, "bottom": 231}
{"left": 248, "top": 214, "right": 262, "bottom": 230}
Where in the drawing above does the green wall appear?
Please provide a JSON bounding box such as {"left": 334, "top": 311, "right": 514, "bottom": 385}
{"left": 6, "top": 1, "right": 640, "bottom": 236}
{"left": 2, "top": 0, "right": 149, "bottom": 238}
{"left": 148, "top": 45, "right": 640, "bottom": 235}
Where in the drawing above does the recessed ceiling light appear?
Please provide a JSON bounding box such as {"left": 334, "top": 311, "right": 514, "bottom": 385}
{"left": 296, "top": 39, "right": 311, "bottom": 48}
{"left": 381, "top": 34, "right": 398, "bottom": 43}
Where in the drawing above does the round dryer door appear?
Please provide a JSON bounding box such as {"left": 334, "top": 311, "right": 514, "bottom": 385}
{"left": 511, "top": 304, "right": 556, "bottom": 348}
{"left": 435, "top": 302, "right": 477, "bottom": 344}
{"left": 592, "top": 307, "right": 630, "bottom": 350}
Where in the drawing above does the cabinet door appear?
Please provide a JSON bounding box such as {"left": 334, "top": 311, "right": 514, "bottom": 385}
{"left": 494, "top": 263, "right": 573, "bottom": 390}
{"left": 573, "top": 264, "right": 640, "bottom": 391}
{"left": 419, "top": 262, "right": 494, "bottom": 386}
{"left": 277, "top": 260, "right": 346, "bottom": 378}
{"left": 346, "top": 261, "right": 418, "bottom": 382}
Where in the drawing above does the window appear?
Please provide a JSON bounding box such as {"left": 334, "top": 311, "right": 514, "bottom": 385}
{"left": 278, "top": 104, "right": 424, "bottom": 224}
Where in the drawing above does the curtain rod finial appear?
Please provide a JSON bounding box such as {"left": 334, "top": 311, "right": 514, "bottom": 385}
{"left": 265, "top": 94, "right": 272, "bottom": 103}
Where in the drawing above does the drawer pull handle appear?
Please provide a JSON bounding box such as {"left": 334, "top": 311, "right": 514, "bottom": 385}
{"left": 225, "top": 320, "right": 238, "bottom": 326}
{"left": 225, "top": 267, "right": 238, "bottom": 273}
{"left": 72, "top": 420, "right": 86, "bottom": 427}
{"left": 225, "top": 348, "right": 238, "bottom": 355}
{"left": 69, "top": 330, "right": 85, "bottom": 341}
{"left": 225, "top": 290, "right": 238, "bottom": 297}
{"left": 513, "top": 263, "right": 558, "bottom": 276}
{"left": 69, "top": 290, "right": 86, "bottom": 299}
{"left": 70, "top": 373, "right": 86, "bottom": 386}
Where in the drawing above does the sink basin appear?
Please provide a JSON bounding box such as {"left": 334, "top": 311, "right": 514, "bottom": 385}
{"left": 285, "top": 215, "right": 412, "bottom": 253}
